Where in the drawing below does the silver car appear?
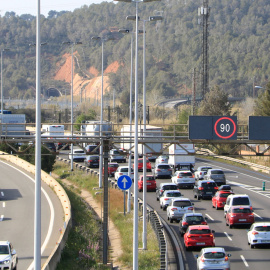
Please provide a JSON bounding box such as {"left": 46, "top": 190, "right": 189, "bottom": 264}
{"left": 154, "top": 163, "right": 172, "bottom": 179}
{"left": 205, "top": 169, "right": 226, "bottom": 186}
{"left": 195, "top": 247, "right": 231, "bottom": 270}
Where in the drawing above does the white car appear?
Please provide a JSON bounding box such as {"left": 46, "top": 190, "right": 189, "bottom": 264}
{"left": 114, "top": 166, "right": 134, "bottom": 181}
{"left": 68, "top": 149, "right": 86, "bottom": 162}
{"left": 171, "top": 170, "right": 195, "bottom": 189}
{"left": 0, "top": 241, "right": 18, "bottom": 270}
{"left": 248, "top": 222, "right": 270, "bottom": 248}
{"left": 159, "top": 190, "right": 183, "bottom": 210}
{"left": 195, "top": 247, "right": 231, "bottom": 270}
{"left": 195, "top": 166, "right": 212, "bottom": 180}
{"left": 224, "top": 194, "right": 252, "bottom": 217}
{"left": 166, "top": 198, "right": 194, "bottom": 223}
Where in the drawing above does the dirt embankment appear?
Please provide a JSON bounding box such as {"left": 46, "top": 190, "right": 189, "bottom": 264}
{"left": 54, "top": 53, "right": 121, "bottom": 100}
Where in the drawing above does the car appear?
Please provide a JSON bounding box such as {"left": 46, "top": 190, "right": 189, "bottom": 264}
{"left": 224, "top": 194, "right": 252, "bottom": 217}
{"left": 0, "top": 241, "right": 18, "bottom": 270}
{"left": 184, "top": 225, "right": 215, "bottom": 251}
{"left": 205, "top": 169, "right": 226, "bottom": 186}
{"left": 193, "top": 180, "right": 218, "bottom": 200}
{"left": 219, "top": 184, "right": 232, "bottom": 191}
{"left": 166, "top": 198, "right": 194, "bottom": 223}
{"left": 247, "top": 222, "right": 270, "bottom": 248}
{"left": 109, "top": 149, "right": 126, "bottom": 163}
{"left": 114, "top": 166, "right": 134, "bottom": 181}
{"left": 155, "top": 155, "right": 169, "bottom": 165}
{"left": 225, "top": 206, "right": 254, "bottom": 228}
{"left": 154, "top": 163, "right": 172, "bottom": 179}
{"left": 159, "top": 190, "right": 183, "bottom": 210}
{"left": 212, "top": 190, "right": 234, "bottom": 210}
{"left": 44, "top": 142, "right": 56, "bottom": 152}
{"left": 105, "top": 163, "right": 119, "bottom": 176}
{"left": 85, "top": 144, "right": 99, "bottom": 154}
{"left": 171, "top": 170, "right": 195, "bottom": 189}
{"left": 179, "top": 213, "right": 208, "bottom": 236}
{"left": 84, "top": 155, "right": 99, "bottom": 168}
{"left": 68, "top": 149, "right": 86, "bottom": 162}
{"left": 156, "top": 182, "right": 178, "bottom": 201}
{"left": 56, "top": 142, "right": 70, "bottom": 150}
{"left": 194, "top": 166, "right": 212, "bottom": 180}
{"left": 138, "top": 175, "right": 156, "bottom": 192}
{"left": 133, "top": 158, "right": 152, "bottom": 172}
{"left": 195, "top": 247, "right": 231, "bottom": 270}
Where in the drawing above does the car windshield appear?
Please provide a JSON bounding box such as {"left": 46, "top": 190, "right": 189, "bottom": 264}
{"left": 146, "top": 176, "right": 155, "bottom": 181}
{"left": 166, "top": 192, "right": 181, "bottom": 197}
{"left": 174, "top": 201, "right": 192, "bottom": 207}
{"left": 186, "top": 216, "right": 204, "bottom": 222}
{"left": 189, "top": 229, "right": 211, "bottom": 234}
{"left": 232, "top": 197, "right": 250, "bottom": 205}
{"left": 163, "top": 185, "right": 177, "bottom": 190}
{"left": 202, "top": 182, "right": 217, "bottom": 188}
{"left": 220, "top": 193, "right": 231, "bottom": 198}
{"left": 158, "top": 165, "right": 170, "bottom": 169}
{"left": 211, "top": 170, "right": 224, "bottom": 174}
{"left": 232, "top": 208, "right": 251, "bottom": 213}
{"left": 0, "top": 245, "right": 9, "bottom": 254}
{"left": 75, "top": 150, "right": 84, "bottom": 154}
{"left": 109, "top": 164, "right": 118, "bottom": 168}
{"left": 204, "top": 252, "right": 225, "bottom": 259}
{"left": 254, "top": 226, "right": 270, "bottom": 232}
{"left": 179, "top": 172, "right": 193, "bottom": 176}
{"left": 201, "top": 167, "right": 211, "bottom": 171}
{"left": 121, "top": 168, "right": 129, "bottom": 172}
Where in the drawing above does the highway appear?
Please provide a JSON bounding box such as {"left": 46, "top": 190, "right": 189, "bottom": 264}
{"left": 61, "top": 149, "right": 270, "bottom": 269}
{"left": 0, "top": 159, "right": 65, "bottom": 269}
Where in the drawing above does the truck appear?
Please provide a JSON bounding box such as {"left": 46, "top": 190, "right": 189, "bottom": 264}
{"left": 80, "top": 121, "right": 112, "bottom": 137}
{"left": 120, "top": 125, "right": 163, "bottom": 161}
{"left": 168, "top": 143, "right": 195, "bottom": 172}
{"left": 0, "top": 114, "right": 26, "bottom": 136}
{"left": 42, "top": 124, "right": 65, "bottom": 137}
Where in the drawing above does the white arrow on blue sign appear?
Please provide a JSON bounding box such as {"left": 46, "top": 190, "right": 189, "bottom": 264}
{"left": 117, "top": 175, "right": 132, "bottom": 190}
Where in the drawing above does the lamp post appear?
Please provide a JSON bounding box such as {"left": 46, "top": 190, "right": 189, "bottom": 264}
{"left": 254, "top": 85, "right": 264, "bottom": 98}
{"left": 62, "top": 41, "right": 82, "bottom": 171}
{"left": 1, "top": 49, "right": 9, "bottom": 115}
{"left": 115, "top": 0, "right": 160, "bottom": 268}
{"left": 91, "top": 35, "right": 115, "bottom": 189}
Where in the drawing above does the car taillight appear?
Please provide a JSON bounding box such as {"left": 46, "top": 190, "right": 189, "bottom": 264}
{"left": 119, "top": 173, "right": 123, "bottom": 175}
{"left": 171, "top": 208, "right": 178, "bottom": 211}
{"left": 200, "top": 256, "right": 205, "bottom": 262}
{"left": 157, "top": 169, "right": 161, "bottom": 171}
{"left": 164, "top": 198, "right": 170, "bottom": 201}
{"left": 249, "top": 213, "right": 254, "bottom": 216}
{"left": 250, "top": 206, "right": 253, "bottom": 210}
{"left": 200, "top": 172, "right": 203, "bottom": 175}
{"left": 210, "top": 234, "right": 213, "bottom": 237}
{"left": 188, "top": 207, "right": 194, "bottom": 210}
{"left": 231, "top": 214, "right": 236, "bottom": 217}
{"left": 160, "top": 189, "right": 163, "bottom": 193}
{"left": 225, "top": 256, "right": 229, "bottom": 261}
{"left": 198, "top": 187, "right": 204, "bottom": 190}
{"left": 201, "top": 221, "right": 207, "bottom": 225}
{"left": 182, "top": 222, "right": 188, "bottom": 226}
{"left": 252, "top": 231, "right": 259, "bottom": 235}
{"left": 214, "top": 186, "right": 219, "bottom": 190}
{"left": 177, "top": 176, "right": 183, "bottom": 178}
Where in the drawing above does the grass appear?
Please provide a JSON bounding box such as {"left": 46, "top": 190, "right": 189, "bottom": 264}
{"left": 53, "top": 161, "right": 160, "bottom": 269}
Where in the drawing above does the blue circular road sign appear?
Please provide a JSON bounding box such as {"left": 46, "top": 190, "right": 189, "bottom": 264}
{"left": 117, "top": 175, "right": 133, "bottom": 190}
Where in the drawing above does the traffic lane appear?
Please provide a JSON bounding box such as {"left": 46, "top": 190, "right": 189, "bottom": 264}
{"left": 0, "top": 160, "right": 64, "bottom": 270}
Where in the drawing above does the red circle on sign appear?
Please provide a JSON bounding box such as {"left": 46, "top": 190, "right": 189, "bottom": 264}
{"left": 214, "top": 117, "right": 236, "bottom": 139}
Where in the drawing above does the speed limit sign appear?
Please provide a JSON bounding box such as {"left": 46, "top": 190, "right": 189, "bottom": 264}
{"left": 213, "top": 116, "right": 237, "bottom": 140}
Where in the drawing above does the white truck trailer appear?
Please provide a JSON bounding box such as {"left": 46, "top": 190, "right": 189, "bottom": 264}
{"left": 168, "top": 143, "right": 195, "bottom": 172}
{"left": 42, "top": 124, "right": 65, "bottom": 137}
{"left": 0, "top": 114, "right": 26, "bottom": 136}
{"left": 120, "top": 125, "right": 163, "bottom": 161}
{"left": 80, "top": 121, "right": 112, "bottom": 137}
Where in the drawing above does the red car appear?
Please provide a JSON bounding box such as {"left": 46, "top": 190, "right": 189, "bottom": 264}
{"left": 103, "top": 163, "right": 119, "bottom": 176}
{"left": 212, "top": 190, "right": 234, "bottom": 210}
{"left": 184, "top": 225, "right": 215, "bottom": 251}
{"left": 133, "top": 158, "right": 152, "bottom": 172}
{"left": 138, "top": 175, "right": 156, "bottom": 192}
{"left": 225, "top": 206, "right": 254, "bottom": 228}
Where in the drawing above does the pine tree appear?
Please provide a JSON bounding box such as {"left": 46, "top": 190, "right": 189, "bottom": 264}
{"left": 254, "top": 82, "right": 270, "bottom": 116}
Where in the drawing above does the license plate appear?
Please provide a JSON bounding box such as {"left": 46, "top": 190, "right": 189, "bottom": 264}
{"left": 196, "top": 242, "right": 205, "bottom": 245}
{"left": 239, "top": 219, "right": 246, "bottom": 221}
{"left": 147, "top": 183, "right": 151, "bottom": 185}
{"left": 206, "top": 192, "right": 212, "bottom": 194}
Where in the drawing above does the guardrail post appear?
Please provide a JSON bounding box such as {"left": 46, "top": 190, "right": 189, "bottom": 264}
{"left": 263, "top": 181, "right": 266, "bottom": 191}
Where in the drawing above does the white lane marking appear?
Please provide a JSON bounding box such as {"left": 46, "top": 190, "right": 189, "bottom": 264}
{"left": 1, "top": 191, "right": 4, "bottom": 197}
{"left": 254, "top": 212, "right": 263, "bottom": 219}
{"left": 0, "top": 215, "right": 4, "bottom": 221}
{"left": 2, "top": 202, "right": 5, "bottom": 208}
{"left": 0, "top": 160, "right": 55, "bottom": 270}
{"left": 241, "top": 255, "right": 249, "bottom": 267}
{"left": 205, "top": 213, "right": 214, "bottom": 221}
{"left": 224, "top": 232, "right": 232, "bottom": 241}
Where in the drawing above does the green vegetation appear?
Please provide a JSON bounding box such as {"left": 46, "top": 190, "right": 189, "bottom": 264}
{"left": 53, "top": 161, "right": 160, "bottom": 269}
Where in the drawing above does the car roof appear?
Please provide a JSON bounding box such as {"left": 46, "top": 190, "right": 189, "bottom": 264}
{"left": 0, "top": 241, "right": 9, "bottom": 245}
{"left": 164, "top": 190, "right": 181, "bottom": 194}
{"left": 160, "top": 182, "right": 177, "bottom": 187}
{"left": 188, "top": 225, "right": 210, "bottom": 230}
{"left": 228, "top": 194, "right": 249, "bottom": 198}
{"left": 200, "top": 180, "right": 215, "bottom": 183}
{"left": 176, "top": 170, "right": 192, "bottom": 173}
{"left": 171, "top": 197, "right": 190, "bottom": 201}
{"left": 198, "top": 166, "right": 212, "bottom": 169}
{"left": 230, "top": 205, "right": 252, "bottom": 209}
{"left": 201, "top": 247, "right": 225, "bottom": 253}
{"left": 156, "top": 163, "right": 170, "bottom": 166}
{"left": 252, "top": 222, "right": 270, "bottom": 227}
{"left": 108, "top": 162, "right": 118, "bottom": 165}
{"left": 183, "top": 212, "right": 203, "bottom": 217}
{"left": 209, "top": 168, "right": 223, "bottom": 171}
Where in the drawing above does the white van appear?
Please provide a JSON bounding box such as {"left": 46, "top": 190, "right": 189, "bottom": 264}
{"left": 224, "top": 194, "right": 252, "bottom": 217}
{"left": 109, "top": 149, "right": 126, "bottom": 163}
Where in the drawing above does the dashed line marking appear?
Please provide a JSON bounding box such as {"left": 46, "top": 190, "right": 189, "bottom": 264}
{"left": 224, "top": 232, "right": 232, "bottom": 241}
{"left": 0, "top": 215, "right": 4, "bottom": 221}
{"left": 2, "top": 202, "right": 5, "bottom": 208}
{"left": 205, "top": 214, "right": 214, "bottom": 221}
{"left": 0, "top": 191, "right": 4, "bottom": 197}
{"left": 254, "top": 212, "right": 263, "bottom": 219}
{"left": 240, "top": 255, "right": 249, "bottom": 267}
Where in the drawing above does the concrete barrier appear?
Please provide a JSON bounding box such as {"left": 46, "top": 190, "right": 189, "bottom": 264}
{"left": 0, "top": 152, "right": 71, "bottom": 270}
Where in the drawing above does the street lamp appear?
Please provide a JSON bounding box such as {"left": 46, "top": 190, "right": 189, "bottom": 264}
{"left": 1, "top": 49, "right": 10, "bottom": 115}
{"left": 115, "top": 0, "right": 160, "bottom": 268}
{"left": 62, "top": 41, "right": 83, "bottom": 171}
{"left": 91, "top": 35, "right": 115, "bottom": 189}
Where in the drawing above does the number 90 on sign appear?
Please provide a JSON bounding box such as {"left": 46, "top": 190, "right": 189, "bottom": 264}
{"left": 213, "top": 116, "right": 237, "bottom": 140}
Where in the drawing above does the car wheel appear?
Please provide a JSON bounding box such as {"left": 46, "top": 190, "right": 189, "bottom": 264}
{"left": 180, "top": 232, "right": 184, "bottom": 237}
{"left": 198, "top": 195, "right": 201, "bottom": 200}
{"left": 251, "top": 244, "right": 254, "bottom": 249}
{"left": 212, "top": 204, "right": 215, "bottom": 208}
{"left": 226, "top": 221, "right": 228, "bottom": 226}
{"left": 163, "top": 206, "right": 167, "bottom": 211}
{"left": 169, "top": 218, "right": 173, "bottom": 223}
{"left": 194, "top": 193, "right": 197, "bottom": 199}
{"left": 139, "top": 189, "right": 142, "bottom": 192}
{"left": 160, "top": 205, "right": 163, "bottom": 209}
{"left": 216, "top": 204, "right": 219, "bottom": 210}
{"left": 185, "top": 245, "right": 190, "bottom": 251}
{"left": 229, "top": 224, "right": 233, "bottom": 229}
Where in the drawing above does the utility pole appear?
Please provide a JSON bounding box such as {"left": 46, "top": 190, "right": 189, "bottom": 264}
{"left": 199, "top": 0, "right": 210, "bottom": 99}
{"left": 192, "top": 68, "right": 196, "bottom": 115}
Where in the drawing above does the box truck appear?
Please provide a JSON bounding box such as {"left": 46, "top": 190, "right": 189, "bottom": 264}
{"left": 168, "top": 143, "right": 195, "bottom": 172}
{"left": 81, "top": 121, "right": 112, "bottom": 137}
{"left": 42, "top": 124, "right": 65, "bottom": 137}
{"left": 0, "top": 114, "right": 26, "bottom": 136}
{"left": 120, "top": 125, "right": 163, "bottom": 161}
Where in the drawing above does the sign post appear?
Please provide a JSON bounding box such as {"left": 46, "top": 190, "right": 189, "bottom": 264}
{"left": 117, "top": 175, "right": 133, "bottom": 216}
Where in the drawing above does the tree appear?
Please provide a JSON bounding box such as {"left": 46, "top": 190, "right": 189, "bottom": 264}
{"left": 198, "top": 86, "right": 231, "bottom": 116}
{"left": 75, "top": 109, "right": 97, "bottom": 131}
{"left": 254, "top": 82, "right": 270, "bottom": 116}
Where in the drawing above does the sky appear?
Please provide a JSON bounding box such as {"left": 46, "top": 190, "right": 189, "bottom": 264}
{"left": 0, "top": 0, "right": 107, "bottom": 17}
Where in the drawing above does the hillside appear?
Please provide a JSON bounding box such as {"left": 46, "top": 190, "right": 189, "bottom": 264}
{"left": 0, "top": 0, "right": 270, "bottom": 104}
